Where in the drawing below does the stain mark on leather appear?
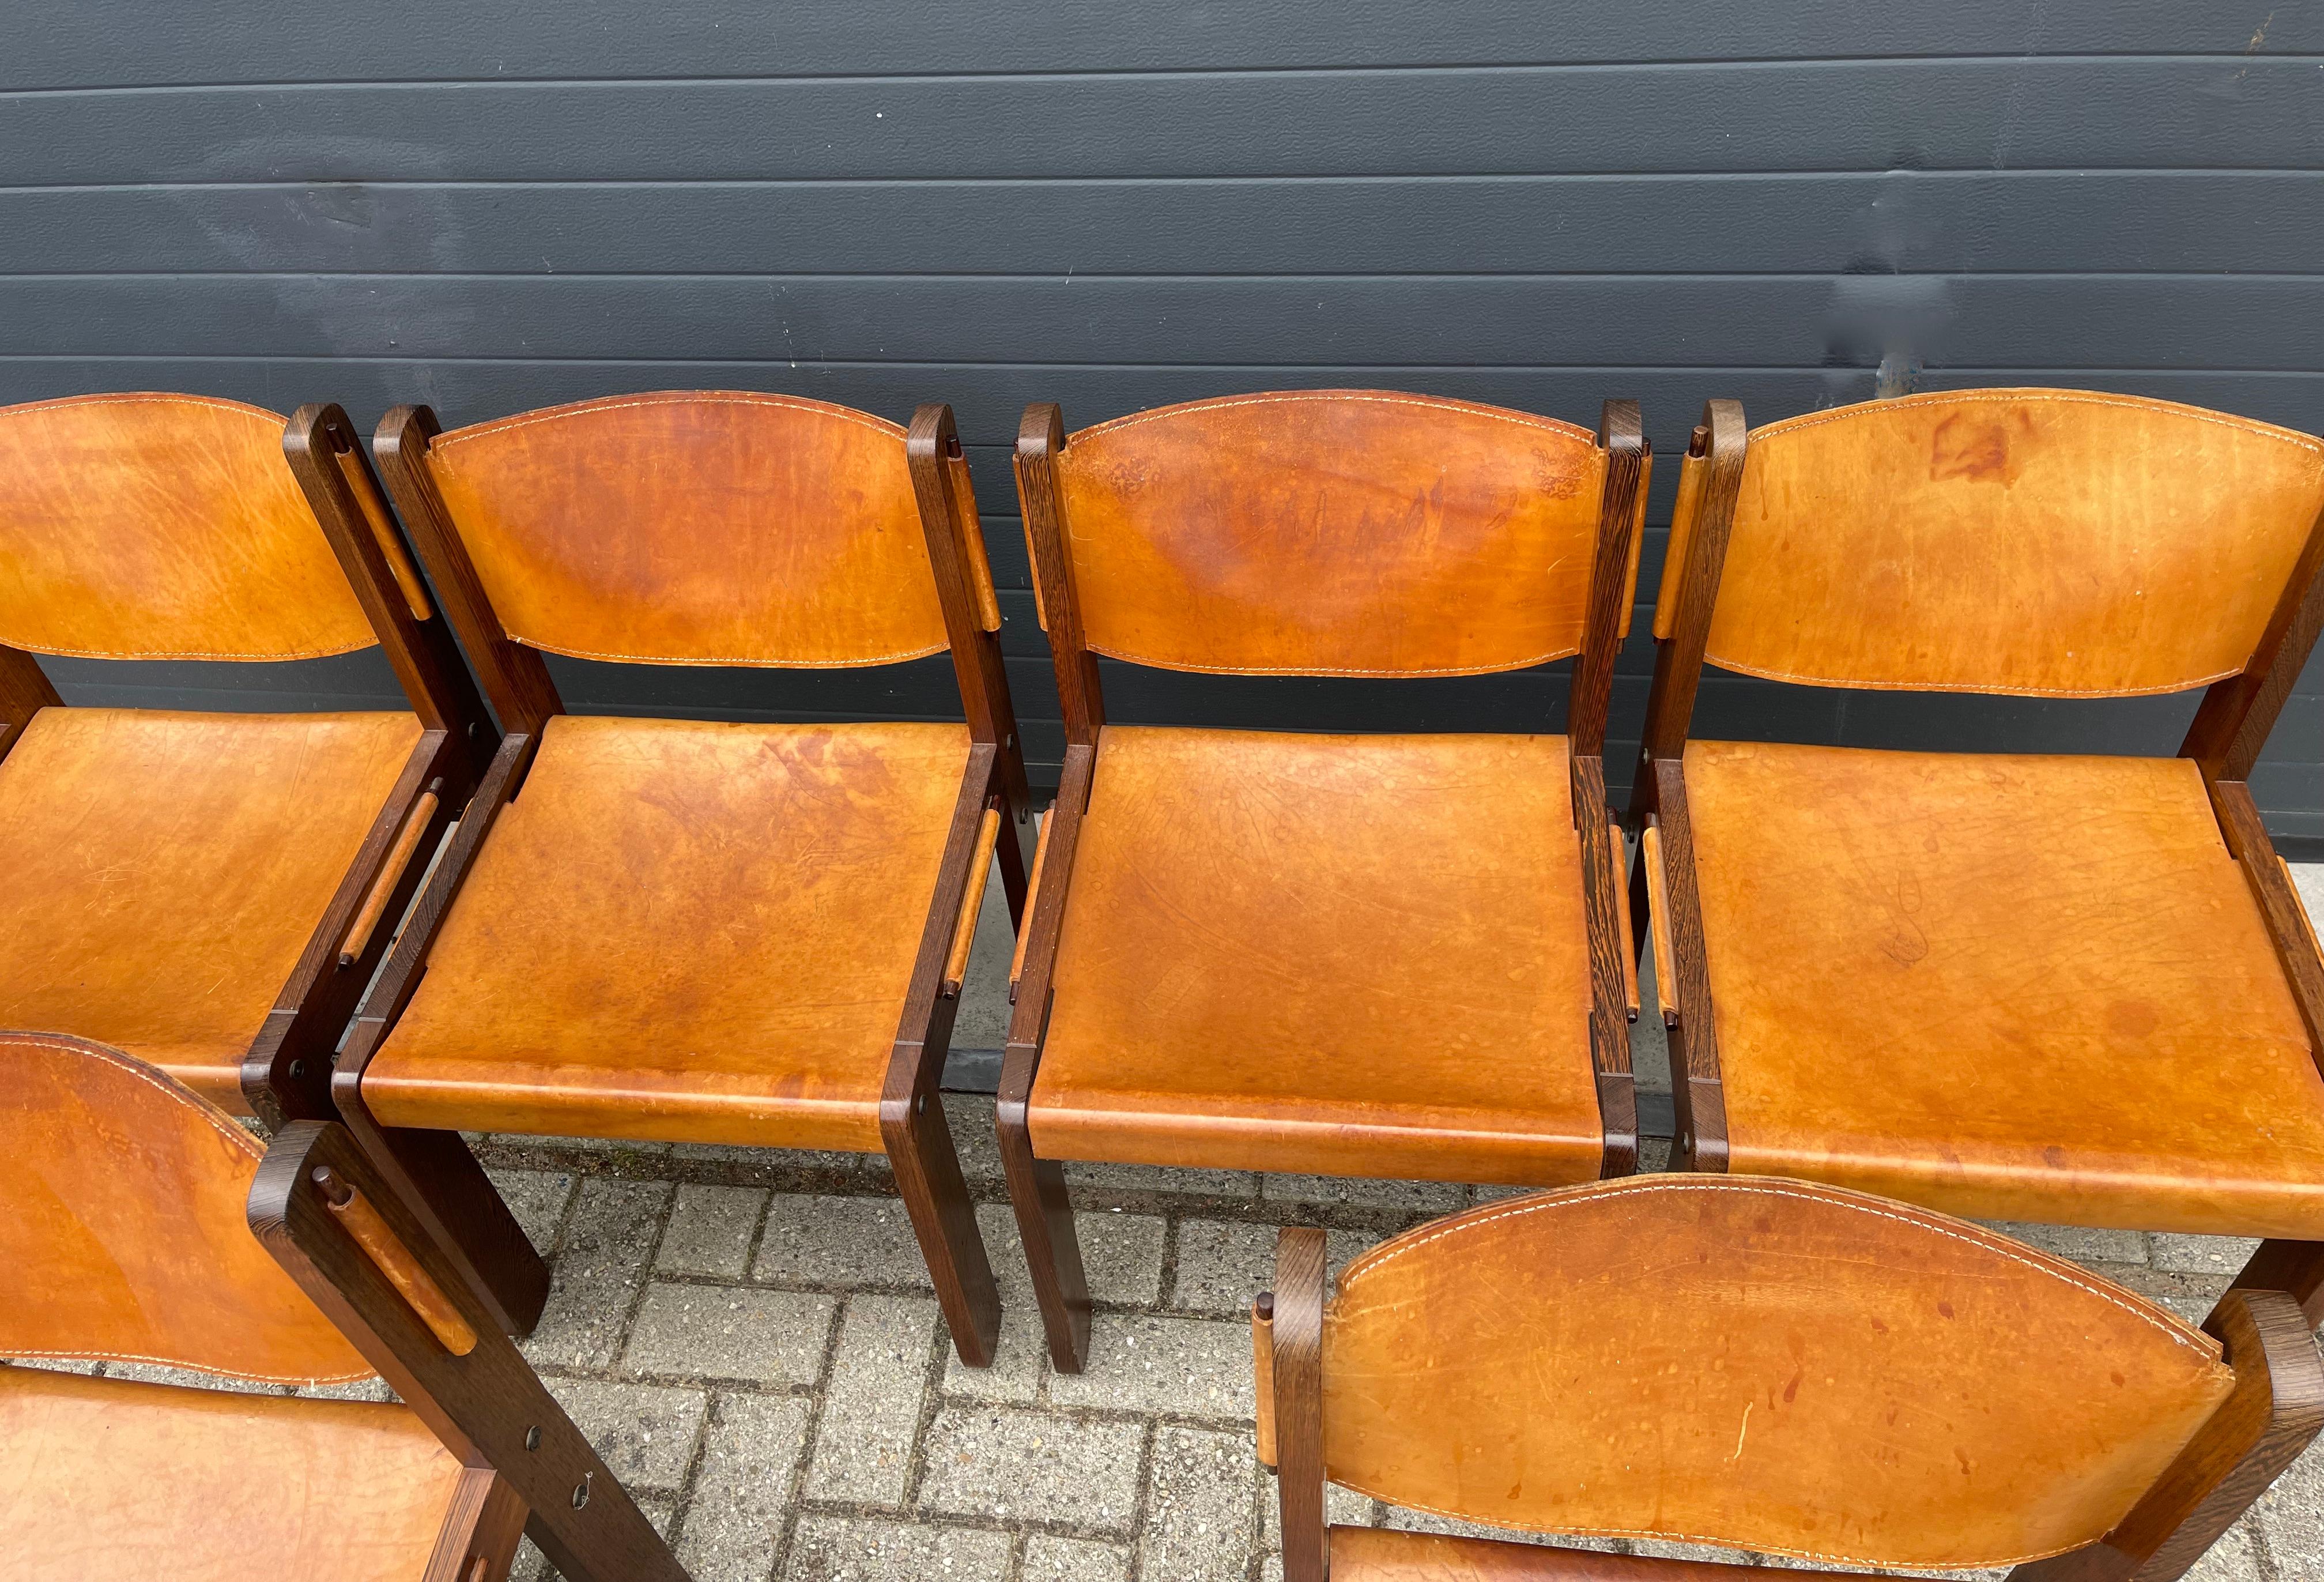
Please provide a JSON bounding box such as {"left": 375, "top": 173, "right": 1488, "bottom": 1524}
{"left": 1929, "top": 409, "right": 2033, "bottom": 486}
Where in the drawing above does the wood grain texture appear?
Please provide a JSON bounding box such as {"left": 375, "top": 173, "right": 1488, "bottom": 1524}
{"left": 1685, "top": 741, "right": 2324, "bottom": 1236}
{"left": 1316, "top": 1176, "right": 2234, "bottom": 1570}
{"left": 1026, "top": 726, "right": 1602, "bottom": 1185}
{"left": 1699, "top": 390, "right": 2324, "bottom": 698}
{"left": 0, "top": 393, "right": 378, "bottom": 661}
{"left": 1648, "top": 758, "right": 1729, "bottom": 1172}
{"left": 0, "top": 706, "right": 422, "bottom": 1105}
{"left": 1015, "top": 402, "right": 1105, "bottom": 746}
{"left": 340, "top": 786, "right": 441, "bottom": 967}
{"left": 2208, "top": 777, "right": 2324, "bottom": 1078}
{"left": 0, "top": 643, "right": 61, "bottom": 763}
{"left": 0, "top": 1031, "right": 370, "bottom": 1383}
{"left": 364, "top": 714, "right": 971, "bottom": 1148}
{"left": 1632, "top": 401, "right": 1746, "bottom": 814}
{"left": 1568, "top": 399, "right": 1645, "bottom": 756}
{"left": 424, "top": 390, "right": 951, "bottom": 667}
{"left": 1048, "top": 390, "right": 1609, "bottom": 677}
{"left": 252, "top": 1121, "right": 689, "bottom": 1582}
{"left": 1273, "top": 1226, "right": 1329, "bottom": 1582}
{"left": 374, "top": 405, "right": 566, "bottom": 740}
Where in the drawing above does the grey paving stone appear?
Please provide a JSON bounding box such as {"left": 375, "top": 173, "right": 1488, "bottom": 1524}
{"left": 2254, "top": 1428, "right": 2324, "bottom": 1576}
{"left": 514, "top": 1493, "right": 676, "bottom": 1582}
{"left": 2150, "top": 1233, "right": 2263, "bottom": 1276}
{"left": 807, "top": 1294, "right": 940, "bottom": 1505}
{"left": 486, "top": 1166, "right": 578, "bottom": 1250}
{"left": 676, "top": 1393, "right": 814, "bottom": 1582}
{"left": 1065, "top": 1157, "right": 1262, "bottom": 1200}
{"left": 1079, "top": 1206, "right": 1168, "bottom": 1306}
{"left": 1045, "top": 1314, "right": 1254, "bottom": 1419}
{"left": 782, "top": 1516, "right": 1014, "bottom": 1582}
{"left": 944, "top": 1206, "right": 1049, "bottom": 1404}
{"left": 1259, "top": 1173, "right": 1465, "bottom": 1215}
{"left": 1023, "top": 1534, "right": 1132, "bottom": 1581}
{"left": 942, "top": 1092, "right": 1007, "bottom": 1185}
{"left": 755, "top": 1194, "right": 930, "bottom": 1289}
{"left": 657, "top": 1183, "right": 767, "bottom": 1279}
{"left": 1144, "top": 1425, "right": 1258, "bottom": 1581}
{"left": 1379, "top": 1505, "right": 1583, "bottom": 1549}
{"left": 622, "top": 1282, "right": 836, "bottom": 1385}
{"left": 2179, "top": 1517, "right": 2266, "bottom": 1581}
{"left": 544, "top": 1376, "right": 708, "bottom": 1490}
{"left": 1171, "top": 1219, "right": 1377, "bottom": 1317}
{"left": 1979, "top": 1220, "right": 2149, "bottom": 1265}
{"left": 508, "top": 1133, "right": 673, "bottom": 1158}
{"left": 525, "top": 1177, "right": 672, "bottom": 1370}
{"left": 1637, "top": 1134, "right": 1674, "bottom": 1174}
{"left": 296, "top": 1375, "right": 396, "bottom": 1401}
{"left": 3, "top": 1357, "right": 102, "bottom": 1376}
{"left": 916, "top": 1405, "right": 1142, "bottom": 1534}
{"left": 97, "top": 1362, "right": 288, "bottom": 1395}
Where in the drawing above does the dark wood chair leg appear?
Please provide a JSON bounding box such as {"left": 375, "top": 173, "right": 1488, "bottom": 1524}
{"left": 2226, "top": 1239, "right": 2324, "bottom": 1331}
{"left": 997, "top": 1066, "right": 1091, "bottom": 1372}
{"left": 882, "top": 1088, "right": 1001, "bottom": 1367}
{"left": 338, "top": 1096, "right": 551, "bottom": 1338}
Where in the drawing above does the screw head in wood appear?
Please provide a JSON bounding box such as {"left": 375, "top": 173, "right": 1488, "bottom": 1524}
{"left": 525, "top": 1425, "right": 542, "bottom": 1451}
{"left": 571, "top": 1473, "right": 593, "bottom": 1509}
{"left": 310, "top": 1166, "right": 353, "bottom": 1207}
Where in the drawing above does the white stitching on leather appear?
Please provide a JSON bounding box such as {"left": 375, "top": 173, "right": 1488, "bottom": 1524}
{"left": 434, "top": 390, "right": 906, "bottom": 447}
{"left": 1070, "top": 389, "right": 1594, "bottom": 445}
{"left": 1340, "top": 1175, "right": 2219, "bottom": 1358}
{"left": 505, "top": 632, "right": 951, "bottom": 667}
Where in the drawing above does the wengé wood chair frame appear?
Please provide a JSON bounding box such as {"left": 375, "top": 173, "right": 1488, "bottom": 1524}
{"left": 1631, "top": 390, "right": 2324, "bottom": 1331}
{"left": 0, "top": 393, "right": 544, "bottom": 1335}
{"left": 0, "top": 1029, "right": 685, "bottom": 1582}
{"left": 1255, "top": 1176, "right": 2324, "bottom": 1581}
{"left": 342, "top": 391, "right": 1032, "bottom": 1365}
{"left": 1003, "top": 390, "right": 1650, "bottom": 1370}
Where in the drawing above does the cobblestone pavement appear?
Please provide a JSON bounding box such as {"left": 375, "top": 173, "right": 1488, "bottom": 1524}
{"left": 13, "top": 1097, "right": 2319, "bottom": 1579}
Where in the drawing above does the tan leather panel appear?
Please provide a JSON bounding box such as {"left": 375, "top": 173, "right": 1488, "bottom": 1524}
{"left": 1053, "top": 391, "right": 1608, "bottom": 676}
{"left": 1684, "top": 740, "right": 2324, "bottom": 1236}
{"left": 1701, "top": 390, "right": 2324, "bottom": 696}
{"left": 365, "top": 715, "right": 971, "bottom": 1148}
{"left": 0, "top": 707, "right": 424, "bottom": 1100}
{"left": 1330, "top": 1528, "right": 1812, "bottom": 1580}
{"left": 1319, "top": 1176, "right": 2233, "bottom": 1569}
{"left": 426, "top": 391, "right": 952, "bottom": 666}
{"left": 1027, "top": 726, "right": 1602, "bottom": 1182}
{"left": 0, "top": 394, "right": 378, "bottom": 660}
{"left": 0, "top": 1033, "right": 371, "bottom": 1381}
{"left": 0, "top": 1369, "right": 459, "bottom": 1579}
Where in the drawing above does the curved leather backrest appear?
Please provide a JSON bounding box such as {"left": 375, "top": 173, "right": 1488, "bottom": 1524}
{"left": 0, "top": 1032, "right": 372, "bottom": 1384}
{"left": 1698, "top": 390, "right": 2324, "bottom": 696}
{"left": 1320, "top": 1175, "right": 2232, "bottom": 1570}
{"left": 1050, "top": 391, "right": 1609, "bottom": 676}
{"left": 425, "top": 390, "right": 951, "bottom": 666}
{"left": 0, "top": 394, "right": 378, "bottom": 661}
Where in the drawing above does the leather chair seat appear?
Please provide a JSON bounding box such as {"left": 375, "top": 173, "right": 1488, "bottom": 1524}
{"left": 1683, "top": 739, "right": 2324, "bottom": 1236}
{"left": 0, "top": 1367, "right": 466, "bottom": 1581}
{"left": 0, "top": 707, "right": 422, "bottom": 1107}
{"left": 1027, "top": 725, "right": 1605, "bottom": 1183}
{"left": 362, "top": 714, "right": 970, "bottom": 1149}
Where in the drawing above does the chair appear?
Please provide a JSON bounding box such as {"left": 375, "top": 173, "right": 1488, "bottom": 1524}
{"left": 1632, "top": 390, "right": 2324, "bottom": 1330}
{"left": 0, "top": 1029, "right": 686, "bottom": 1582}
{"left": 1003, "top": 390, "right": 1651, "bottom": 1370}
{"left": 346, "top": 391, "right": 1031, "bottom": 1365}
{"left": 0, "top": 393, "right": 546, "bottom": 1335}
{"left": 1255, "top": 1174, "right": 2324, "bottom": 1580}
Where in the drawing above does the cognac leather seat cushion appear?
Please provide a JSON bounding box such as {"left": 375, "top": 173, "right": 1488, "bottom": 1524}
{"left": 1685, "top": 739, "right": 2324, "bottom": 1236}
{"left": 363, "top": 714, "right": 970, "bottom": 1149}
{"left": 1028, "top": 725, "right": 1604, "bottom": 1182}
{"left": 0, "top": 1367, "right": 464, "bottom": 1581}
{"left": 0, "top": 707, "right": 421, "bottom": 1105}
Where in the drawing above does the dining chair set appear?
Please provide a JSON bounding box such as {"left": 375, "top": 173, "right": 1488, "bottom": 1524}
{"left": 4, "top": 382, "right": 2323, "bottom": 1580}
